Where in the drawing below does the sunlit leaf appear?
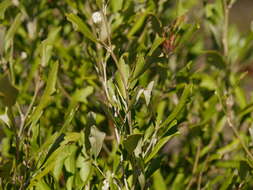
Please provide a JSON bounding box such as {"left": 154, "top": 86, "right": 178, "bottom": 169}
{"left": 161, "top": 84, "right": 192, "bottom": 128}
{"left": 66, "top": 13, "right": 97, "bottom": 43}
{"left": 0, "top": 0, "right": 12, "bottom": 20}
{"left": 89, "top": 125, "right": 106, "bottom": 158}
{"left": 152, "top": 170, "right": 166, "bottom": 190}
{"left": 4, "top": 13, "right": 22, "bottom": 51}
{"left": 127, "top": 12, "right": 147, "bottom": 38}
{"left": 28, "top": 61, "right": 59, "bottom": 127}
{"left": 145, "top": 132, "right": 179, "bottom": 163}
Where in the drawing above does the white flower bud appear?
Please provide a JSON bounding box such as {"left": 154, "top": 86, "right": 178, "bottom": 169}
{"left": 21, "top": 51, "right": 27, "bottom": 59}
{"left": 92, "top": 11, "right": 102, "bottom": 24}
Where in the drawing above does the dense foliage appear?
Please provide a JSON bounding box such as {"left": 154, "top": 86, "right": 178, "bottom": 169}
{"left": 1, "top": 0, "right": 253, "bottom": 189}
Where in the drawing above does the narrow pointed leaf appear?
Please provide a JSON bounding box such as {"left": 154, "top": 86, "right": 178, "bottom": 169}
{"left": 127, "top": 12, "right": 147, "bottom": 38}
{"left": 123, "top": 134, "right": 142, "bottom": 154}
{"left": 161, "top": 84, "right": 192, "bottom": 128}
{"left": 89, "top": 126, "right": 105, "bottom": 158}
{"left": 145, "top": 132, "right": 179, "bottom": 163}
{"left": 147, "top": 35, "right": 165, "bottom": 56}
{"left": 0, "top": 74, "right": 18, "bottom": 106}
{"left": 66, "top": 13, "right": 97, "bottom": 43}
{"left": 0, "top": 0, "right": 12, "bottom": 19}
{"left": 28, "top": 61, "right": 59, "bottom": 126}
{"left": 5, "top": 13, "right": 22, "bottom": 51}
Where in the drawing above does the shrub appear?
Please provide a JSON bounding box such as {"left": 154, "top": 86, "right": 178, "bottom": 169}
{"left": 1, "top": 0, "right": 253, "bottom": 189}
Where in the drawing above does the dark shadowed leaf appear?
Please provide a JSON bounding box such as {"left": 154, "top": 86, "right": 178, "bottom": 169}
{"left": 0, "top": 74, "right": 18, "bottom": 107}
{"left": 123, "top": 134, "right": 142, "bottom": 154}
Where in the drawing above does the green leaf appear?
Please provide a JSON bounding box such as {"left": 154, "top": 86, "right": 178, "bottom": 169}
{"left": 150, "top": 14, "right": 162, "bottom": 35}
{"left": 64, "top": 145, "right": 78, "bottom": 190}
{"left": 161, "top": 84, "right": 192, "bottom": 128}
{"left": 202, "top": 50, "right": 226, "bottom": 69}
{"left": 234, "top": 86, "right": 247, "bottom": 109}
{"left": 35, "top": 179, "right": 51, "bottom": 190}
{"left": 172, "top": 173, "right": 185, "bottom": 190}
{"left": 4, "top": 13, "right": 22, "bottom": 51}
{"left": 127, "top": 12, "right": 148, "bottom": 38}
{"left": 123, "top": 134, "right": 142, "bottom": 154}
{"left": 220, "top": 173, "right": 233, "bottom": 190}
{"left": 131, "top": 53, "right": 145, "bottom": 80}
{"left": 66, "top": 13, "right": 97, "bottom": 43}
{"left": 143, "top": 81, "right": 154, "bottom": 106}
{"left": 53, "top": 152, "right": 67, "bottom": 181}
{"left": 159, "top": 119, "right": 178, "bottom": 137}
{"left": 96, "top": 0, "right": 103, "bottom": 8}
{"left": 28, "top": 133, "right": 81, "bottom": 188}
{"left": 80, "top": 160, "right": 92, "bottom": 183}
{"left": 111, "top": 0, "right": 123, "bottom": 12}
{"left": 147, "top": 35, "right": 165, "bottom": 56}
{"left": 0, "top": 111, "right": 10, "bottom": 127}
{"left": 146, "top": 155, "right": 162, "bottom": 178}
{"left": 194, "top": 73, "right": 217, "bottom": 90}
{"left": 59, "top": 102, "right": 78, "bottom": 134}
{"left": 0, "top": 74, "right": 18, "bottom": 107}
{"left": 28, "top": 61, "right": 59, "bottom": 127}
{"left": 238, "top": 161, "right": 250, "bottom": 180}
{"left": 138, "top": 172, "right": 145, "bottom": 190}
{"left": 145, "top": 132, "right": 179, "bottom": 163}
{"left": 131, "top": 54, "right": 167, "bottom": 81}
{"left": 72, "top": 86, "right": 94, "bottom": 103}
{"left": 0, "top": 0, "right": 12, "bottom": 20}
{"left": 41, "top": 27, "right": 61, "bottom": 67}
{"left": 29, "top": 161, "right": 58, "bottom": 188}
{"left": 89, "top": 126, "right": 106, "bottom": 158}
{"left": 64, "top": 145, "right": 77, "bottom": 173}
{"left": 115, "top": 55, "right": 129, "bottom": 98}
{"left": 217, "top": 139, "right": 239, "bottom": 156}
{"left": 152, "top": 170, "right": 167, "bottom": 190}
{"left": 30, "top": 132, "right": 59, "bottom": 162}
{"left": 53, "top": 140, "right": 76, "bottom": 181}
{"left": 238, "top": 103, "right": 253, "bottom": 121}
{"left": 77, "top": 156, "right": 92, "bottom": 183}
{"left": 143, "top": 124, "right": 155, "bottom": 143}
{"left": 156, "top": 101, "right": 167, "bottom": 125}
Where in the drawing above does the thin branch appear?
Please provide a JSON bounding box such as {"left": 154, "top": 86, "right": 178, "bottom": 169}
{"left": 227, "top": 115, "right": 253, "bottom": 161}
{"left": 57, "top": 79, "right": 71, "bottom": 100}
{"left": 99, "top": 7, "right": 132, "bottom": 134}
{"left": 186, "top": 141, "right": 201, "bottom": 190}
{"left": 222, "top": 0, "right": 229, "bottom": 58}
{"left": 18, "top": 78, "right": 41, "bottom": 137}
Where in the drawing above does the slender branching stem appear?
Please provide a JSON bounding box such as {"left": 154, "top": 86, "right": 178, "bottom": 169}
{"left": 18, "top": 77, "right": 41, "bottom": 137}
{"left": 222, "top": 0, "right": 229, "bottom": 58}
{"left": 100, "top": 5, "right": 132, "bottom": 134}
{"left": 221, "top": 0, "right": 253, "bottom": 162}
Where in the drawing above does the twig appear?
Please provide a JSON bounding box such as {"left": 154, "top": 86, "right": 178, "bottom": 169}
{"left": 100, "top": 7, "right": 132, "bottom": 134}
{"left": 186, "top": 141, "right": 201, "bottom": 190}
{"left": 18, "top": 78, "right": 41, "bottom": 137}
{"left": 57, "top": 79, "right": 71, "bottom": 100}
{"left": 227, "top": 115, "right": 253, "bottom": 161}
{"left": 222, "top": 0, "right": 229, "bottom": 58}
{"left": 221, "top": 0, "right": 253, "bottom": 162}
